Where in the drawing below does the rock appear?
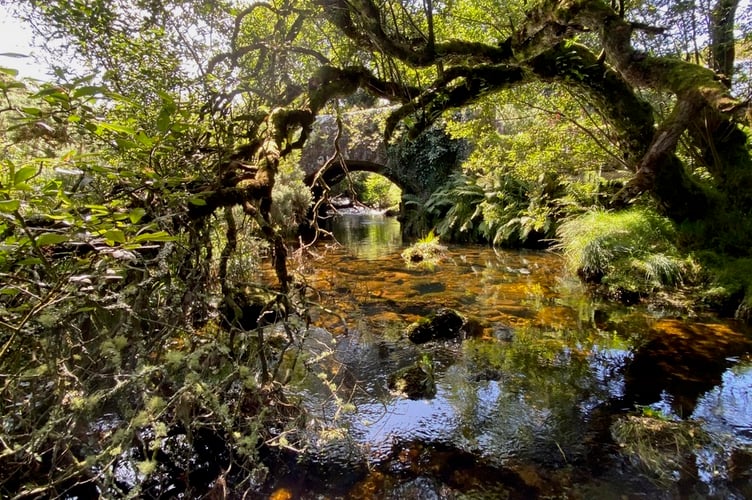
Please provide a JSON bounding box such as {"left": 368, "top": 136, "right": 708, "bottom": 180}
{"left": 219, "top": 287, "right": 284, "bottom": 331}
{"left": 387, "top": 355, "right": 436, "bottom": 399}
{"left": 729, "top": 446, "right": 752, "bottom": 483}
{"left": 406, "top": 308, "right": 465, "bottom": 344}
{"left": 491, "top": 323, "right": 514, "bottom": 341}
{"left": 462, "top": 318, "right": 485, "bottom": 338}
{"left": 472, "top": 367, "right": 503, "bottom": 382}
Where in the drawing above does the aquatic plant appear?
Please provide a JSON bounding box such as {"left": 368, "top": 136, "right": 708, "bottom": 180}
{"left": 611, "top": 413, "right": 710, "bottom": 487}
{"left": 401, "top": 230, "right": 448, "bottom": 267}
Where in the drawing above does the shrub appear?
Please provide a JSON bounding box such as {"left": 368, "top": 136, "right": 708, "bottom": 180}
{"left": 271, "top": 154, "right": 313, "bottom": 235}
{"left": 556, "top": 208, "right": 691, "bottom": 298}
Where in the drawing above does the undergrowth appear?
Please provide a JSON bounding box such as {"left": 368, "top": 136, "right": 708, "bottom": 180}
{"left": 555, "top": 208, "right": 694, "bottom": 300}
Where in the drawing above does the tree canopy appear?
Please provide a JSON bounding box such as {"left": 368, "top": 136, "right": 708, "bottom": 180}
{"left": 8, "top": 0, "right": 751, "bottom": 234}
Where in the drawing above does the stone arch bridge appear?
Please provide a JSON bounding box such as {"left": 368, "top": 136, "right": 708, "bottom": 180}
{"left": 299, "top": 109, "right": 466, "bottom": 202}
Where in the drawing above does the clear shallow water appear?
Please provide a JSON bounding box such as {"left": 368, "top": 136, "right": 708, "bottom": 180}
{"left": 275, "top": 214, "right": 752, "bottom": 499}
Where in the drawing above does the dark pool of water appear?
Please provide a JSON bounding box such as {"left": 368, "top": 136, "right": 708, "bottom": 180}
{"left": 273, "top": 213, "right": 752, "bottom": 499}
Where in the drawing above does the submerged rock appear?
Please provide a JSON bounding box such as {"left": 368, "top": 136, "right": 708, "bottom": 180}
{"left": 219, "top": 286, "right": 285, "bottom": 331}
{"left": 387, "top": 355, "right": 436, "bottom": 399}
{"left": 405, "top": 308, "right": 465, "bottom": 344}
{"left": 404, "top": 308, "right": 486, "bottom": 343}
{"left": 381, "top": 439, "right": 545, "bottom": 497}
{"left": 491, "top": 323, "right": 515, "bottom": 341}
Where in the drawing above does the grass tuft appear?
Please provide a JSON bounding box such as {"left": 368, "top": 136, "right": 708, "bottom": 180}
{"left": 555, "top": 208, "right": 690, "bottom": 297}
{"left": 402, "top": 230, "right": 448, "bottom": 267}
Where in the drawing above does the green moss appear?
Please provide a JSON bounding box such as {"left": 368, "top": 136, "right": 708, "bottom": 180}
{"left": 401, "top": 230, "right": 448, "bottom": 267}
{"left": 694, "top": 254, "right": 752, "bottom": 317}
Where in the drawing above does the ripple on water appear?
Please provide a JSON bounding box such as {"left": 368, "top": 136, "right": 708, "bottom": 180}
{"left": 693, "top": 360, "right": 752, "bottom": 443}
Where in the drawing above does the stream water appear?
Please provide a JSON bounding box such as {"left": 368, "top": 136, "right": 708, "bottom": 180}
{"left": 270, "top": 213, "right": 752, "bottom": 499}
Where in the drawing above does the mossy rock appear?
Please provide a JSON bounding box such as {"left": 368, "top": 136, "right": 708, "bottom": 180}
{"left": 387, "top": 356, "right": 436, "bottom": 399}
{"left": 401, "top": 237, "right": 448, "bottom": 267}
{"left": 405, "top": 308, "right": 465, "bottom": 344}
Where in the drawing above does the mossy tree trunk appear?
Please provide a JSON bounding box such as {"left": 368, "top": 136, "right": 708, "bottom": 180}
{"left": 313, "top": 0, "right": 752, "bottom": 241}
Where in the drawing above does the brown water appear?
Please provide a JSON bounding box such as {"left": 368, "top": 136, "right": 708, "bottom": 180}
{"left": 273, "top": 213, "right": 752, "bottom": 499}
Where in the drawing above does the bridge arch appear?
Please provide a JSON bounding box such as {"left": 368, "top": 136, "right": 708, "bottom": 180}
{"left": 303, "top": 159, "right": 408, "bottom": 197}
{"left": 298, "top": 110, "right": 469, "bottom": 234}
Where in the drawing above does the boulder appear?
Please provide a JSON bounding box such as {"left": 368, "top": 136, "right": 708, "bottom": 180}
{"left": 405, "top": 308, "right": 465, "bottom": 344}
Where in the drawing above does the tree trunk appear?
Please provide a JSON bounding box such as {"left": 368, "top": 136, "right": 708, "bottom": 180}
{"left": 710, "top": 0, "right": 740, "bottom": 83}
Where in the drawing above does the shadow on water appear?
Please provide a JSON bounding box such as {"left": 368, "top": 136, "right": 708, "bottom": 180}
{"left": 271, "top": 214, "right": 752, "bottom": 499}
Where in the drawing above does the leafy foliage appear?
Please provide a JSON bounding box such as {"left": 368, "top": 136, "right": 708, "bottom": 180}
{"left": 422, "top": 91, "right": 614, "bottom": 247}
{"left": 0, "top": 67, "right": 309, "bottom": 496}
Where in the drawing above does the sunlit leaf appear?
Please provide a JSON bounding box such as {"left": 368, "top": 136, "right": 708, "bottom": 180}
{"left": 72, "top": 86, "right": 108, "bottom": 99}
{"left": 36, "top": 233, "right": 68, "bottom": 246}
{"left": 103, "top": 229, "right": 126, "bottom": 243}
{"left": 98, "top": 122, "right": 135, "bottom": 135}
{"left": 0, "top": 80, "right": 26, "bottom": 90}
{"left": 0, "top": 200, "right": 20, "bottom": 213}
{"left": 188, "top": 197, "right": 207, "bottom": 206}
{"left": 156, "top": 107, "right": 172, "bottom": 133}
{"left": 21, "top": 107, "right": 42, "bottom": 116}
{"left": 135, "top": 131, "right": 153, "bottom": 147}
{"left": 34, "top": 87, "right": 68, "bottom": 98}
{"left": 14, "top": 166, "right": 38, "bottom": 186}
{"left": 129, "top": 208, "right": 147, "bottom": 224}
{"left": 132, "top": 231, "right": 175, "bottom": 243}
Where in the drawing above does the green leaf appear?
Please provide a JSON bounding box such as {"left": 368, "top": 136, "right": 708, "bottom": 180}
{"left": 14, "top": 166, "right": 38, "bottom": 186}
{"left": 0, "top": 67, "right": 19, "bottom": 77}
{"left": 36, "top": 233, "right": 68, "bottom": 246}
{"left": 34, "top": 87, "right": 68, "bottom": 98}
{"left": 98, "top": 122, "right": 135, "bottom": 135}
{"left": 188, "top": 197, "right": 207, "bottom": 206}
{"left": 73, "top": 86, "right": 108, "bottom": 99}
{"left": 129, "top": 208, "right": 147, "bottom": 224}
{"left": 21, "top": 107, "right": 42, "bottom": 116}
{"left": 0, "top": 80, "right": 26, "bottom": 90}
{"left": 104, "top": 229, "right": 126, "bottom": 243}
{"left": 156, "top": 107, "right": 172, "bottom": 133}
{"left": 16, "top": 257, "right": 43, "bottom": 266}
{"left": 132, "top": 231, "right": 175, "bottom": 243}
{"left": 115, "top": 138, "right": 138, "bottom": 150}
{"left": 135, "top": 131, "right": 153, "bottom": 147}
{"left": 0, "top": 200, "right": 20, "bottom": 212}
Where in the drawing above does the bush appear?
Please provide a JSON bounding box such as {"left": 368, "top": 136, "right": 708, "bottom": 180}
{"left": 425, "top": 170, "right": 564, "bottom": 247}
{"left": 271, "top": 154, "right": 313, "bottom": 235}
{"left": 556, "top": 208, "right": 691, "bottom": 298}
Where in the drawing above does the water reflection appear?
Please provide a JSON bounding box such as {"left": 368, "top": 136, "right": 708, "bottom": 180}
{"left": 694, "top": 363, "right": 752, "bottom": 443}
{"left": 282, "top": 214, "right": 752, "bottom": 498}
{"left": 324, "top": 212, "right": 402, "bottom": 259}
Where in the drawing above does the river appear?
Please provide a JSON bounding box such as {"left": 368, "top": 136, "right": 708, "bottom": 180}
{"left": 268, "top": 213, "right": 752, "bottom": 499}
